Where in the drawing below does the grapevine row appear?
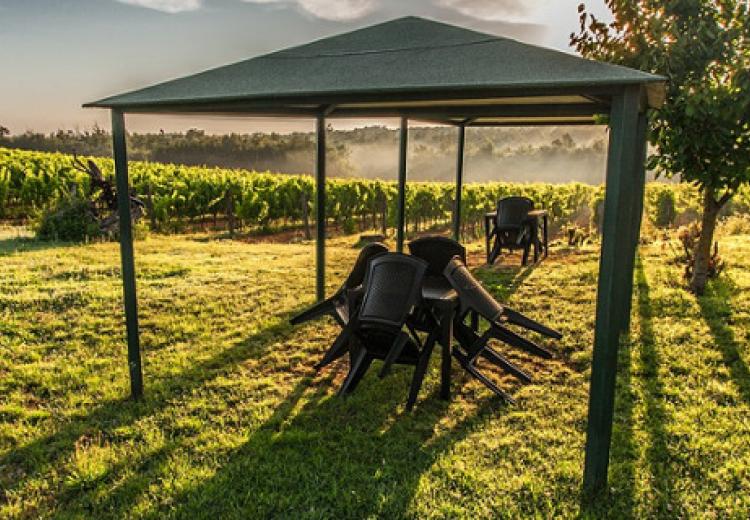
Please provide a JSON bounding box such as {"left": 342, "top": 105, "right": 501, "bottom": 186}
{"left": 2, "top": 147, "right": 748, "bottom": 237}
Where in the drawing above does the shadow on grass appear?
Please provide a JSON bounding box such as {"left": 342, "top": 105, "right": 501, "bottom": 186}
{"left": 698, "top": 278, "right": 750, "bottom": 403}
{"left": 602, "top": 308, "right": 638, "bottom": 518}
{"left": 43, "top": 347, "right": 510, "bottom": 517}
{"left": 0, "top": 309, "right": 306, "bottom": 505}
{"left": 579, "top": 259, "right": 683, "bottom": 518}
{"left": 577, "top": 259, "right": 641, "bottom": 519}
{"left": 143, "top": 382, "right": 505, "bottom": 518}
{"left": 631, "top": 261, "right": 682, "bottom": 516}
{"left": 54, "top": 370, "right": 336, "bottom": 516}
{"left": 473, "top": 262, "right": 536, "bottom": 302}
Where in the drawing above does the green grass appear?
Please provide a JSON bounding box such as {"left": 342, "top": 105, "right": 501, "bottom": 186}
{"left": 1, "top": 228, "right": 749, "bottom": 518}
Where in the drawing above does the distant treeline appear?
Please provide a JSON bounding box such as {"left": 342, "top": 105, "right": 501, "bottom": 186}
{"left": 0, "top": 125, "right": 614, "bottom": 184}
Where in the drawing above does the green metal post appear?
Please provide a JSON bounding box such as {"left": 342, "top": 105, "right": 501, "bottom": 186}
{"left": 111, "top": 109, "right": 143, "bottom": 400}
{"left": 620, "top": 112, "right": 649, "bottom": 332}
{"left": 583, "top": 86, "right": 641, "bottom": 493}
{"left": 452, "top": 123, "right": 466, "bottom": 241}
{"left": 396, "top": 116, "right": 408, "bottom": 252}
{"left": 315, "top": 115, "right": 326, "bottom": 301}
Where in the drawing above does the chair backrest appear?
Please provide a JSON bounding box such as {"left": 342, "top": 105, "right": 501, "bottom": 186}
{"left": 496, "top": 196, "right": 534, "bottom": 229}
{"left": 342, "top": 242, "right": 389, "bottom": 289}
{"left": 443, "top": 256, "right": 504, "bottom": 322}
{"left": 407, "top": 236, "right": 466, "bottom": 277}
{"left": 358, "top": 253, "right": 427, "bottom": 329}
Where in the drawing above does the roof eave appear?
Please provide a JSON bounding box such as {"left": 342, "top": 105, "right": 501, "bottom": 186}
{"left": 83, "top": 77, "right": 666, "bottom": 112}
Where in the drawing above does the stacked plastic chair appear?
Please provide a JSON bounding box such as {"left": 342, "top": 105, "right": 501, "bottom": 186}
{"left": 316, "top": 253, "right": 440, "bottom": 410}
{"left": 406, "top": 236, "right": 469, "bottom": 333}
{"left": 407, "top": 236, "right": 466, "bottom": 277}
{"left": 290, "top": 242, "right": 388, "bottom": 328}
{"left": 443, "top": 256, "right": 562, "bottom": 403}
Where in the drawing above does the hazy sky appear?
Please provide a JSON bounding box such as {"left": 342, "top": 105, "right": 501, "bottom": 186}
{"left": 0, "top": 0, "right": 610, "bottom": 134}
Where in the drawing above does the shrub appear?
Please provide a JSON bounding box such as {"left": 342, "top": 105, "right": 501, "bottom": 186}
{"left": 652, "top": 188, "right": 677, "bottom": 228}
{"left": 36, "top": 198, "right": 101, "bottom": 242}
{"left": 720, "top": 214, "right": 750, "bottom": 236}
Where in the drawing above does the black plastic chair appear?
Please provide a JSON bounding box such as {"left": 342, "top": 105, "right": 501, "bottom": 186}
{"left": 443, "top": 257, "right": 562, "bottom": 402}
{"left": 407, "top": 236, "right": 467, "bottom": 277}
{"left": 316, "top": 253, "right": 437, "bottom": 411}
{"left": 487, "top": 196, "right": 540, "bottom": 266}
{"left": 407, "top": 235, "right": 469, "bottom": 331}
{"left": 290, "top": 242, "right": 388, "bottom": 327}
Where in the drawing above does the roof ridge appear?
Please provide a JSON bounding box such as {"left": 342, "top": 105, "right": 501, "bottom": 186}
{"left": 263, "top": 37, "right": 502, "bottom": 60}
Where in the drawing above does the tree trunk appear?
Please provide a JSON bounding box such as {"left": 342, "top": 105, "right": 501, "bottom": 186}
{"left": 689, "top": 190, "right": 722, "bottom": 294}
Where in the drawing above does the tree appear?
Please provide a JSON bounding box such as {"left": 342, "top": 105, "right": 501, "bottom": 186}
{"left": 572, "top": 0, "right": 750, "bottom": 293}
{"left": 0, "top": 125, "right": 9, "bottom": 138}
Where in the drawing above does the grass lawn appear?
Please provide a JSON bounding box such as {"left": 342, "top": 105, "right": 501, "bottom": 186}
{"left": 1, "top": 227, "right": 749, "bottom": 518}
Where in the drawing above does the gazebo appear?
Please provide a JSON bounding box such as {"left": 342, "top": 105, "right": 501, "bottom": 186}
{"left": 85, "top": 16, "right": 665, "bottom": 493}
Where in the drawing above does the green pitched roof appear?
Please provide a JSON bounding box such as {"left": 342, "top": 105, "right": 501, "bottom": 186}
{"left": 85, "top": 16, "right": 664, "bottom": 111}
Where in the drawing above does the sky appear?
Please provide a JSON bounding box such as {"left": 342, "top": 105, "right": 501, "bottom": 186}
{"left": 0, "top": 0, "right": 611, "bottom": 134}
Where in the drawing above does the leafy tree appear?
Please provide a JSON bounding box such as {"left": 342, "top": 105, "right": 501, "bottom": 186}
{"left": 0, "top": 125, "right": 9, "bottom": 138}
{"left": 571, "top": 0, "right": 750, "bottom": 293}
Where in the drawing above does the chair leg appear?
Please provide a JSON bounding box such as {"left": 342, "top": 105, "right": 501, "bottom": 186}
{"left": 521, "top": 243, "right": 530, "bottom": 266}
{"left": 480, "top": 346, "right": 533, "bottom": 384}
{"left": 502, "top": 308, "right": 562, "bottom": 340}
{"left": 338, "top": 347, "right": 370, "bottom": 396}
{"left": 490, "top": 324, "right": 554, "bottom": 359}
{"left": 488, "top": 237, "right": 502, "bottom": 265}
{"left": 453, "top": 351, "right": 515, "bottom": 403}
{"left": 405, "top": 337, "right": 436, "bottom": 412}
{"left": 315, "top": 327, "right": 353, "bottom": 370}
{"left": 463, "top": 363, "right": 516, "bottom": 404}
{"left": 470, "top": 310, "right": 479, "bottom": 333}
{"left": 343, "top": 355, "right": 373, "bottom": 395}
{"left": 290, "top": 298, "right": 335, "bottom": 325}
{"left": 379, "top": 333, "right": 409, "bottom": 378}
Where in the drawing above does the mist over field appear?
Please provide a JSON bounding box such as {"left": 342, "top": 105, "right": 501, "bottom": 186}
{"left": 340, "top": 126, "right": 609, "bottom": 184}
{"left": 1, "top": 125, "right": 628, "bottom": 184}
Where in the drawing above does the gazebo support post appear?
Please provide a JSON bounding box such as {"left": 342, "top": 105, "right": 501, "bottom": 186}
{"left": 396, "top": 116, "right": 408, "bottom": 252}
{"left": 583, "top": 85, "right": 644, "bottom": 493}
{"left": 315, "top": 114, "right": 326, "bottom": 301}
{"left": 620, "top": 113, "right": 649, "bottom": 332}
{"left": 111, "top": 109, "right": 143, "bottom": 400}
{"left": 452, "top": 123, "right": 466, "bottom": 241}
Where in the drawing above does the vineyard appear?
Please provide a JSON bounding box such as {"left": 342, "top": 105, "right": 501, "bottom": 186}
{"left": 2, "top": 147, "right": 749, "bottom": 238}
